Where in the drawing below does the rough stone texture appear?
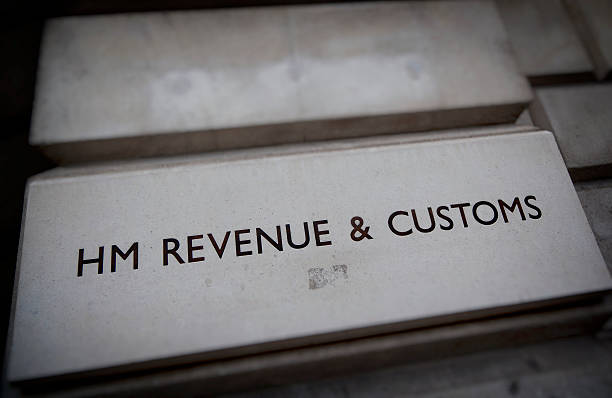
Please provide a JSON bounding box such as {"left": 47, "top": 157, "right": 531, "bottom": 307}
{"left": 577, "top": 180, "right": 612, "bottom": 272}
{"left": 496, "top": 0, "right": 594, "bottom": 84}
{"left": 7, "top": 130, "right": 611, "bottom": 382}
{"left": 30, "top": 1, "right": 531, "bottom": 163}
{"left": 530, "top": 83, "right": 612, "bottom": 178}
{"left": 565, "top": 0, "right": 612, "bottom": 80}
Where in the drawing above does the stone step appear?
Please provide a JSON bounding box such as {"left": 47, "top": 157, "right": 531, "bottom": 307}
{"left": 13, "top": 300, "right": 612, "bottom": 396}
{"left": 564, "top": 0, "right": 612, "bottom": 80}
{"left": 8, "top": 128, "right": 610, "bottom": 383}
{"left": 530, "top": 83, "right": 612, "bottom": 180}
{"left": 496, "top": 0, "right": 595, "bottom": 84}
{"left": 30, "top": 1, "right": 531, "bottom": 164}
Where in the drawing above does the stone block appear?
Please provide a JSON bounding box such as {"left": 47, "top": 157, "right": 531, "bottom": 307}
{"left": 565, "top": 0, "right": 612, "bottom": 80}
{"left": 8, "top": 129, "right": 610, "bottom": 381}
{"left": 496, "top": 0, "right": 594, "bottom": 84}
{"left": 30, "top": 1, "right": 531, "bottom": 163}
{"left": 530, "top": 83, "right": 612, "bottom": 180}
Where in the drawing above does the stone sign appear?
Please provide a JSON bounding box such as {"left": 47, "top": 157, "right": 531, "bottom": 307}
{"left": 8, "top": 130, "right": 611, "bottom": 381}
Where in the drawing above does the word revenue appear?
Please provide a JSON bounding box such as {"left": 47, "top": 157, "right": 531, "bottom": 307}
{"left": 76, "top": 195, "right": 541, "bottom": 276}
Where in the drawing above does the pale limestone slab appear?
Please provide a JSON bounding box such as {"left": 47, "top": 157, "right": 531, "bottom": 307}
{"left": 576, "top": 180, "right": 612, "bottom": 271}
{"left": 530, "top": 83, "right": 612, "bottom": 175}
{"left": 30, "top": 1, "right": 531, "bottom": 163}
{"left": 496, "top": 0, "right": 594, "bottom": 83}
{"left": 8, "top": 130, "right": 611, "bottom": 381}
{"left": 565, "top": 0, "right": 612, "bottom": 79}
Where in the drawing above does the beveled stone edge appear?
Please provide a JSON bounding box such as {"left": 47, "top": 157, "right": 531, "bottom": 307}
{"left": 29, "top": 123, "right": 539, "bottom": 182}
{"left": 31, "top": 102, "right": 529, "bottom": 164}
{"left": 11, "top": 294, "right": 612, "bottom": 396}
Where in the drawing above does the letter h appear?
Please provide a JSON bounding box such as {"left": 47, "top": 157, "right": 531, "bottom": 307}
{"left": 77, "top": 247, "right": 104, "bottom": 277}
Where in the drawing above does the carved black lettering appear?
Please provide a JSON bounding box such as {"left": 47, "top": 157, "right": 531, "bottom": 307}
{"left": 450, "top": 202, "right": 471, "bottom": 227}
{"left": 524, "top": 195, "right": 542, "bottom": 219}
{"left": 498, "top": 197, "right": 526, "bottom": 223}
{"left": 313, "top": 220, "right": 332, "bottom": 246}
{"left": 436, "top": 206, "right": 454, "bottom": 231}
{"left": 235, "top": 229, "right": 253, "bottom": 256}
{"left": 256, "top": 226, "right": 284, "bottom": 254}
{"left": 111, "top": 242, "right": 138, "bottom": 272}
{"left": 78, "top": 247, "right": 104, "bottom": 277}
{"left": 208, "top": 232, "right": 231, "bottom": 259}
{"left": 472, "top": 201, "right": 499, "bottom": 225}
{"left": 388, "top": 211, "right": 412, "bottom": 236}
{"left": 163, "top": 238, "right": 185, "bottom": 265}
{"left": 411, "top": 207, "right": 436, "bottom": 233}
{"left": 187, "top": 235, "right": 205, "bottom": 263}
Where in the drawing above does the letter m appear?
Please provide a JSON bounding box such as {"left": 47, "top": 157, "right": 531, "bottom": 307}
{"left": 498, "top": 197, "right": 526, "bottom": 223}
{"left": 111, "top": 242, "right": 139, "bottom": 272}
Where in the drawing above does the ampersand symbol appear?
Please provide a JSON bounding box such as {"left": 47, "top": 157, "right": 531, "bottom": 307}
{"left": 350, "top": 216, "right": 373, "bottom": 241}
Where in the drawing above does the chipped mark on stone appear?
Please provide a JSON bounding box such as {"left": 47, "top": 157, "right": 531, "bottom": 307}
{"left": 308, "top": 268, "right": 326, "bottom": 290}
{"left": 308, "top": 265, "right": 348, "bottom": 290}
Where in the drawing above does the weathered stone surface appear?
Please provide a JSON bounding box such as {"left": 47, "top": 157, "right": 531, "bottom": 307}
{"left": 496, "top": 0, "right": 594, "bottom": 84}
{"left": 8, "top": 130, "right": 610, "bottom": 381}
{"left": 576, "top": 180, "right": 612, "bottom": 271}
{"left": 530, "top": 83, "right": 612, "bottom": 178}
{"left": 30, "top": 1, "right": 531, "bottom": 163}
{"left": 565, "top": 0, "right": 612, "bottom": 79}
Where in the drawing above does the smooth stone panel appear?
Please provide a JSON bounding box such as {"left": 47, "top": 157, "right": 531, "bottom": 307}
{"left": 496, "top": 0, "right": 594, "bottom": 84}
{"left": 576, "top": 180, "right": 612, "bottom": 271}
{"left": 530, "top": 83, "right": 612, "bottom": 179}
{"left": 565, "top": 0, "right": 612, "bottom": 79}
{"left": 8, "top": 130, "right": 611, "bottom": 381}
{"left": 30, "top": 1, "right": 531, "bottom": 163}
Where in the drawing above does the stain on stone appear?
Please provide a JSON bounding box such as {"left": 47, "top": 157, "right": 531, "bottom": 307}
{"left": 309, "top": 265, "right": 348, "bottom": 289}
{"left": 205, "top": 278, "right": 212, "bottom": 287}
{"left": 333, "top": 264, "right": 348, "bottom": 278}
{"left": 309, "top": 268, "right": 326, "bottom": 289}
{"left": 508, "top": 380, "right": 520, "bottom": 396}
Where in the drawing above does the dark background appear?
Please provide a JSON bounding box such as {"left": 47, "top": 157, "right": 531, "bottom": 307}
{"left": 0, "top": 0, "right": 371, "bottom": 377}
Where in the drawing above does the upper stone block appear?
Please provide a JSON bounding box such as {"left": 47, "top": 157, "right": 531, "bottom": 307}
{"left": 565, "top": 0, "right": 612, "bottom": 80}
{"left": 530, "top": 83, "right": 612, "bottom": 180}
{"left": 496, "top": 0, "right": 594, "bottom": 84}
{"left": 30, "top": 1, "right": 532, "bottom": 163}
